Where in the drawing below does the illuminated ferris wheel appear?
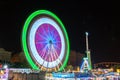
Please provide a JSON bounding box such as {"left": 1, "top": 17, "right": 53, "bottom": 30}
{"left": 22, "top": 10, "right": 70, "bottom": 72}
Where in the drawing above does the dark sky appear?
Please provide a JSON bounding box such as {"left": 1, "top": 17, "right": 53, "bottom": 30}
{"left": 0, "top": 1, "right": 120, "bottom": 63}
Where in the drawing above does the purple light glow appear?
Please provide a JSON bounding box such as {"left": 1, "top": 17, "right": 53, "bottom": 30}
{"left": 35, "top": 23, "right": 62, "bottom": 62}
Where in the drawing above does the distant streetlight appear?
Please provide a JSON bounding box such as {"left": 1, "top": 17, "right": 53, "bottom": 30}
{"left": 3, "top": 64, "right": 8, "bottom": 69}
{"left": 85, "top": 32, "right": 89, "bottom": 36}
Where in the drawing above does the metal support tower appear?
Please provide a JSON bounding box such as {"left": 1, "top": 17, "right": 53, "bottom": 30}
{"left": 85, "top": 32, "right": 92, "bottom": 70}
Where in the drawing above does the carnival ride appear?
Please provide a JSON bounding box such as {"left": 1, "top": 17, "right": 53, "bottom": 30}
{"left": 22, "top": 10, "right": 70, "bottom": 72}
{"left": 80, "top": 32, "right": 92, "bottom": 72}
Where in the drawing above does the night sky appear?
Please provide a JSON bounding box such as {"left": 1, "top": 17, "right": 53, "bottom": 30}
{"left": 0, "top": 1, "right": 120, "bottom": 63}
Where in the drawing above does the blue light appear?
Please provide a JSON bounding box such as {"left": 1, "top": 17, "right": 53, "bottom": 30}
{"left": 52, "top": 72, "right": 75, "bottom": 78}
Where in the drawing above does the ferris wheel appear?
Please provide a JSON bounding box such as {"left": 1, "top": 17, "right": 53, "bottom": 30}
{"left": 22, "top": 10, "right": 70, "bottom": 72}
